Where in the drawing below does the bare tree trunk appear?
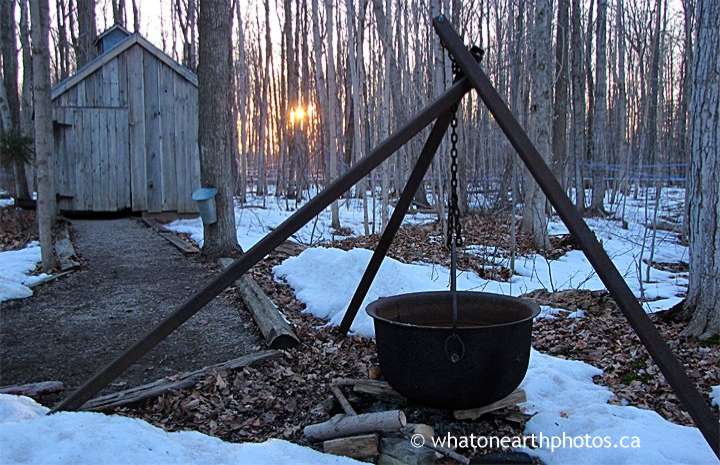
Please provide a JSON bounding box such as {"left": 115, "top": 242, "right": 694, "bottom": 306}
{"left": 235, "top": 0, "right": 247, "bottom": 203}
{"left": 55, "top": 0, "right": 70, "bottom": 79}
{"left": 642, "top": 0, "right": 663, "bottom": 202}
{"left": 683, "top": 0, "right": 719, "bottom": 339}
{"left": 615, "top": 0, "right": 630, "bottom": 222}
{"left": 76, "top": 0, "right": 97, "bottom": 67}
{"left": 679, "top": 0, "right": 695, "bottom": 239}
{"left": 521, "top": 0, "right": 551, "bottom": 250}
{"left": 19, "top": 0, "right": 33, "bottom": 193}
{"left": 1, "top": 0, "right": 31, "bottom": 201}
{"left": 131, "top": 0, "right": 140, "bottom": 32}
{"left": 197, "top": 0, "right": 239, "bottom": 257}
{"left": 584, "top": 0, "right": 595, "bottom": 201}
{"left": 326, "top": 0, "right": 340, "bottom": 229}
{"left": 30, "top": 0, "right": 57, "bottom": 271}
{"left": 552, "top": 0, "right": 569, "bottom": 188}
{"left": 589, "top": 0, "right": 609, "bottom": 214}
{"left": 111, "top": 0, "right": 126, "bottom": 26}
{"left": 570, "top": 0, "right": 586, "bottom": 212}
{"left": 310, "top": 0, "right": 327, "bottom": 197}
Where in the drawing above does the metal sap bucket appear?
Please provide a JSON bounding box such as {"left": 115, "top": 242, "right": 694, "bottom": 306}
{"left": 192, "top": 187, "right": 218, "bottom": 225}
{"left": 366, "top": 291, "right": 539, "bottom": 409}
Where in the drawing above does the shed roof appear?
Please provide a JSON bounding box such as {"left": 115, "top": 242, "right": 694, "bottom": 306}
{"left": 52, "top": 33, "right": 198, "bottom": 101}
{"left": 93, "top": 24, "right": 132, "bottom": 46}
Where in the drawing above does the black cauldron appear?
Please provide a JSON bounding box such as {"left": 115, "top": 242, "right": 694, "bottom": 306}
{"left": 366, "top": 291, "right": 540, "bottom": 409}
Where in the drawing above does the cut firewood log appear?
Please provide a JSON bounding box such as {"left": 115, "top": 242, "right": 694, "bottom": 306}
{"left": 0, "top": 381, "right": 64, "bottom": 397}
{"left": 304, "top": 410, "right": 407, "bottom": 442}
{"left": 82, "top": 350, "right": 281, "bottom": 411}
{"left": 323, "top": 433, "right": 379, "bottom": 460}
{"left": 330, "top": 384, "right": 357, "bottom": 415}
{"left": 220, "top": 258, "right": 300, "bottom": 349}
{"left": 334, "top": 378, "right": 405, "bottom": 402}
{"left": 452, "top": 389, "right": 526, "bottom": 420}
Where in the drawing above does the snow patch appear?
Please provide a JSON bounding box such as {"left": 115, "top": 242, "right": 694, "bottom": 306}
{"left": 0, "top": 242, "right": 49, "bottom": 303}
{"left": 536, "top": 305, "right": 585, "bottom": 320}
{"left": 0, "top": 394, "right": 361, "bottom": 465}
{"left": 711, "top": 386, "right": 720, "bottom": 408}
{"left": 521, "top": 351, "right": 713, "bottom": 464}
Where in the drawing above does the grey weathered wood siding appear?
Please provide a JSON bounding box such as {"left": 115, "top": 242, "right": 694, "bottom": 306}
{"left": 52, "top": 42, "right": 200, "bottom": 213}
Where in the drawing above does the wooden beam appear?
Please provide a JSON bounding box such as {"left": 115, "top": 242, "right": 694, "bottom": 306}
{"left": 330, "top": 384, "right": 357, "bottom": 416}
{"left": 453, "top": 389, "right": 526, "bottom": 420}
{"left": 0, "top": 381, "right": 64, "bottom": 397}
{"left": 323, "top": 434, "right": 379, "bottom": 460}
{"left": 82, "top": 350, "right": 280, "bottom": 411}
{"left": 334, "top": 378, "right": 405, "bottom": 402}
{"left": 219, "top": 258, "right": 300, "bottom": 349}
{"left": 304, "top": 410, "right": 407, "bottom": 442}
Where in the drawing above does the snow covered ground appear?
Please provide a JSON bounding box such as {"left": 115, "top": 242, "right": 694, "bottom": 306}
{"left": 0, "top": 395, "right": 361, "bottom": 465}
{"left": 711, "top": 386, "right": 720, "bottom": 408}
{"left": 167, "top": 189, "right": 435, "bottom": 251}
{"left": 0, "top": 242, "right": 48, "bottom": 303}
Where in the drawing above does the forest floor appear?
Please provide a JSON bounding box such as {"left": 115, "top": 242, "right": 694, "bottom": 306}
{"left": 0, "top": 216, "right": 262, "bottom": 400}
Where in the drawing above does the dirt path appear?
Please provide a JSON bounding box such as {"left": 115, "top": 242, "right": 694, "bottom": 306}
{"left": 0, "top": 218, "right": 261, "bottom": 398}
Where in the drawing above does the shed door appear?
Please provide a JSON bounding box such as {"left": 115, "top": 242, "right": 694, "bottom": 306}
{"left": 55, "top": 107, "right": 131, "bottom": 212}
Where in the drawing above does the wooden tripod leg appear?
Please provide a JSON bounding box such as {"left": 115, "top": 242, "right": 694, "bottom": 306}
{"left": 339, "top": 112, "right": 454, "bottom": 335}
{"left": 51, "top": 78, "right": 471, "bottom": 413}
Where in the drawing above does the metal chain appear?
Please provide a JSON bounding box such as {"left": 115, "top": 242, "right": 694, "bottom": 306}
{"left": 446, "top": 52, "right": 463, "bottom": 250}
{"left": 448, "top": 111, "right": 463, "bottom": 248}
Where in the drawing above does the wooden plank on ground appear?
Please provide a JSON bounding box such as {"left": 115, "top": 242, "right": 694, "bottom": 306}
{"left": 82, "top": 350, "right": 281, "bottom": 411}
{"left": 334, "top": 378, "right": 405, "bottom": 402}
{"left": 219, "top": 257, "right": 300, "bottom": 349}
{"left": 453, "top": 389, "right": 527, "bottom": 420}
{"left": 323, "top": 434, "right": 379, "bottom": 460}
{"left": 140, "top": 217, "right": 199, "bottom": 254}
{"left": 0, "top": 381, "right": 64, "bottom": 397}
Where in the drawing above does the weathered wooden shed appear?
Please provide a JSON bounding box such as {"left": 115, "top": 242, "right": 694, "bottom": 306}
{"left": 51, "top": 25, "right": 200, "bottom": 214}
